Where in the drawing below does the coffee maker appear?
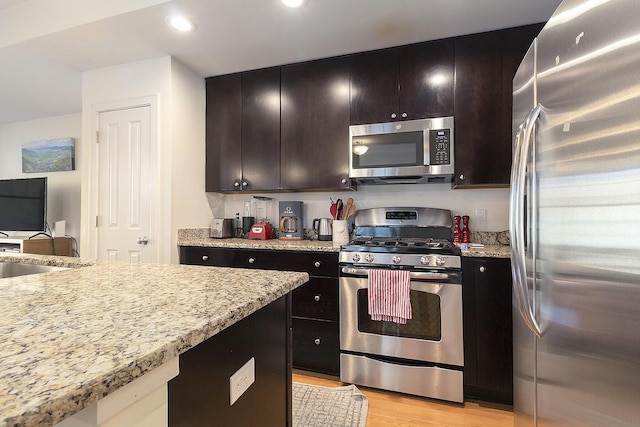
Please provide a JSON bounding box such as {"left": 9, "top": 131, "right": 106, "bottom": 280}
{"left": 279, "top": 201, "right": 303, "bottom": 240}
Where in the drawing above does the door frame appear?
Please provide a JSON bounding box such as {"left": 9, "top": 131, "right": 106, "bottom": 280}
{"left": 81, "top": 95, "right": 161, "bottom": 261}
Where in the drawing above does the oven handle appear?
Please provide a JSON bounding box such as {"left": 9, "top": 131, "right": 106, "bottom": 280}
{"left": 341, "top": 266, "right": 458, "bottom": 281}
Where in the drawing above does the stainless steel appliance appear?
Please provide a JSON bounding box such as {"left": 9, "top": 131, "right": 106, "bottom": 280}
{"left": 278, "top": 201, "right": 303, "bottom": 240}
{"left": 511, "top": 1, "right": 640, "bottom": 424}
{"left": 210, "top": 218, "right": 233, "bottom": 239}
{"left": 312, "top": 218, "right": 332, "bottom": 241}
{"left": 339, "top": 207, "right": 463, "bottom": 403}
{"left": 349, "top": 117, "right": 454, "bottom": 184}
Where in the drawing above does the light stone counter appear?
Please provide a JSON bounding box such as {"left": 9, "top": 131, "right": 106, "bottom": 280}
{"left": 0, "top": 255, "right": 308, "bottom": 427}
{"left": 178, "top": 228, "right": 339, "bottom": 253}
{"left": 462, "top": 245, "right": 511, "bottom": 259}
{"left": 178, "top": 228, "right": 513, "bottom": 258}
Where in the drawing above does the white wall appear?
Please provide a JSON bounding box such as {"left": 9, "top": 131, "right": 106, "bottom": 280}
{"left": 0, "top": 114, "right": 82, "bottom": 244}
{"left": 81, "top": 56, "right": 211, "bottom": 263}
{"left": 169, "top": 58, "right": 214, "bottom": 263}
{"left": 221, "top": 184, "right": 510, "bottom": 233}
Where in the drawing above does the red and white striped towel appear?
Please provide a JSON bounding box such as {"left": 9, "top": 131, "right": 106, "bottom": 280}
{"left": 367, "top": 269, "right": 412, "bottom": 324}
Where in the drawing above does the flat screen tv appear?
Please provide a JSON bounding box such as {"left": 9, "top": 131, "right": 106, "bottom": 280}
{"left": 0, "top": 177, "right": 47, "bottom": 233}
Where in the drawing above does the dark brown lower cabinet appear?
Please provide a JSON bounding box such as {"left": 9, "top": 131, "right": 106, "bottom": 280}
{"left": 463, "top": 257, "right": 514, "bottom": 404}
{"left": 168, "top": 294, "right": 291, "bottom": 427}
{"left": 179, "top": 246, "right": 341, "bottom": 376}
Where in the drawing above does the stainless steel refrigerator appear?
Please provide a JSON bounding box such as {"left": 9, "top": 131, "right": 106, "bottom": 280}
{"left": 511, "top": 0, "right": 640, "bottom": 425}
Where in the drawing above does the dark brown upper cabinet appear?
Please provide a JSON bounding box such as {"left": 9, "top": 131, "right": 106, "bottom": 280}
{"left": 454, "top": 24, "right": 544, "bottom": 187}
{"left": 281, "top": 56, "right": 354, "bottom": 191}
{"left": 205, "top": 73, "right": 242, "bottom": 192}
{"left": 205, "top": 67, "right": 281, "bottom": 192}
{"left": 350, "top": 39, "right": 455, "bottom": 125}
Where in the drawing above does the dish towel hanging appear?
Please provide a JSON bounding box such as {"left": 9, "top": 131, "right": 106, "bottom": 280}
{"left": 368, "top": 269, "right": 412, "bottom": 324}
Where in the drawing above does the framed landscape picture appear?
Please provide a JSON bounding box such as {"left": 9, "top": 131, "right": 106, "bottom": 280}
{"left": 22, "top": 138, "right": 75, "bottom": 173}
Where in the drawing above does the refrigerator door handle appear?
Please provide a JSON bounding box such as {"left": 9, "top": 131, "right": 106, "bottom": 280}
{"left": 510, "top": 104, "right": 543, "bottom": 338}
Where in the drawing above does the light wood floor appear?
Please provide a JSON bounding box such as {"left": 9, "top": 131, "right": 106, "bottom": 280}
{"left": 293, "top": 371, "right": 514, "bottom": 427}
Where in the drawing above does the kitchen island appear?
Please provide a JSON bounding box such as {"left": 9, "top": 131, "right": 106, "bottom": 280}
{"left": 0, "top": 254, "right": 308, "bottom": 427}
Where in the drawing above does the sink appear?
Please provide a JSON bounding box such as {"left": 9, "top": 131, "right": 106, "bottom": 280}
{"left": 0, "top": 262, "right": 69, "bottom": 279}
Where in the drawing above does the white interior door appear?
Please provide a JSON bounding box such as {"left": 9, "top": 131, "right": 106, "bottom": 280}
{"left": 97, "top": 106, "right": 156, "bottom": 263}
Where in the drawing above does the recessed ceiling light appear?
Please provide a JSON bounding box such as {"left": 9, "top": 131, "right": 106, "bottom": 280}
{"left": 167, "top": 16, "right": 195, "bottom": 32}
{"left": 282, "top": 0, "right": 306, "bottom": 8}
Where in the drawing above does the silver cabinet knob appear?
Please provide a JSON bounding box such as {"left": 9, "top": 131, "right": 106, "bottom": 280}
{"left": 314, "top": 295, "right": 321, "bottom": 302}
{"left": 341, "top": 178, "right": 348, "bottom": 184}
{"left": 479, "top": 266, "right": 486, "bottom": 273}
{"left": 136, "top": 236, "right": 149, "bottom": 245}
{"left": 391, "top": 113, "right": 397, "bottom": 119}
{"left": 242, "top": 181, "right": 249, "bottom": 187}
{"left": 459, "top": 174, "right": 465, "bottom": 180}
{"left": 248, "top": 258, "right": 255, "bottom": 264}
{"left": 234, "top": 181, "right": 241, "bottom": 187}
{"left": 202, "top": 255, "right": 209, "bottom": 261}
{"left": 401, "top": 112, "right": 408, "bottom": 118}
{"left": 314, "top": 261, "right": 321, "bottom": 268}
{"left": 314, "top": 338, "right": 321, "bottom": 345}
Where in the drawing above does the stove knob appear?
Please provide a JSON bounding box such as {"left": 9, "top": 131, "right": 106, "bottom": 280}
{"left": 365, "top": 254, "right": 375, "bottom": 263}
{"left": 420, "top": 256, "right": 430, "bottom": 265}
{"left": 352, "top": 253, "right": 361, "bottom": 262}
{"left": 392, "top": 255, "right": 402, "bottom": 264}
{"left": 435, "top": 257, "right": 446, "bottom": 267}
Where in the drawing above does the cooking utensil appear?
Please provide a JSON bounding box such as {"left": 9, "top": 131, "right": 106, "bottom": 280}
{"left": 342, "top": 198, "right": 354, "bottom": 219}
{"left": 335, "top": 199, "right": 343, "bottom": 220}
{"left": 330, "top": 203, "right": 337, "bottom": 219}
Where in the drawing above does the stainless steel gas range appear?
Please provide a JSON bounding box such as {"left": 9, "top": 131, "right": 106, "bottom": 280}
{"left": 339, "top": 207, "right": 463, "bottom": 403}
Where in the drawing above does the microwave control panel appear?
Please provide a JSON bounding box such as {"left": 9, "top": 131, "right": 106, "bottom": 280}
{"left": 428, "top": 129, "right": 451, "bottom": 165}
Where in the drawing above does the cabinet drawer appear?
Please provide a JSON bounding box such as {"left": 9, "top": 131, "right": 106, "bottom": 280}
{"left": 292, "top": 277, "right": 338, "bottom": 321}
{"left": 179, "top": 246, "right": 235, "bottom": 267}
{"left": 235, "top": 250, "right": 338, "bottom": 277}
{"left": 292, "top": 318, "right": 340, "bottom": 375}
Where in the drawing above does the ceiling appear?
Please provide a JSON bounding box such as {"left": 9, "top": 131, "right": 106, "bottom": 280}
{"left": 0, "top": 0, "right": 563, "bottom": 126}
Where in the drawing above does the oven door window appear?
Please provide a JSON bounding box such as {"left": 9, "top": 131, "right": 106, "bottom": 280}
{"left": 351, "top": 131, "right": 424, "bottom": 169}
{"left": 356, "top": 288, "right": 441, "bottom": 340}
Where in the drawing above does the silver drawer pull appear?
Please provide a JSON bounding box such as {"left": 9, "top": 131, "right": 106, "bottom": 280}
{"left": 479, "top": 266, "right": 486, "bottom": 273}
{"left": 249, "top": 258, "right": 255, "bottom": 264}
{"left": 202, "top": 255, "right": 209, "bottom": 261}
{"left": 314, "top": 338, "right": 321, "bottom": 345}
{"left": 314, "top": 295, "right": 321, "bottom": 302}
{"left": 314, "top": 261, "right": 321, "bottom": 268}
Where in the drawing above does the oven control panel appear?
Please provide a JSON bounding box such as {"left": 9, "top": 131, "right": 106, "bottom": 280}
{"left": 340, "top": 252, "right": 461, "bottom": 269}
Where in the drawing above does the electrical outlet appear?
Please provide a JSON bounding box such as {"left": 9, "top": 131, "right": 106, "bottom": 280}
{"left": 230, "top": 357, "right": 255, "bottom": 405}
{"left": 475, "top": 208, "right": 487, "bottom": 225}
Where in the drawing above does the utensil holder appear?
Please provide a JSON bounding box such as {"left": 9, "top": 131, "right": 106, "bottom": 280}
{"left": 332, "top": 220, "right": 349, "bottom": 247}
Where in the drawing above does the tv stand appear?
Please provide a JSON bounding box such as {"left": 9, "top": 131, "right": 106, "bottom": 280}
{"left": 28, "top": 232, "right": 52, "bottom": 239}
{"left": 0, "top": 237, "right": 73, "bottom": 257}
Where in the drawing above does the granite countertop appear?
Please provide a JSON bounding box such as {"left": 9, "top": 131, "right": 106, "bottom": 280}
{"left": 178, "top": 228, "right": 339, "bottom": 253}
{"left": 462, "top": 244, "right": 511, "bottom": 259}
{"left": 178, "top": 228, "right": 512, "bottom": 259}
{"left": 0, "top": 254, "right": 308, "bottom": 427}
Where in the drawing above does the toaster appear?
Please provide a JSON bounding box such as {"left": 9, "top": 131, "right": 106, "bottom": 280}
{"left": 210, "top": 218, "right": 234, "bottom": 239}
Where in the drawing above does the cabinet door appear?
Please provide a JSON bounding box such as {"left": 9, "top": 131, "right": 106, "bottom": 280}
{"left": 454, "top": 24, "right": 542, "bottom": 187}
{"left": 398, "top": 40, "right": 455, "bottom": 120}
{"left": 241, "top": 67, "right": 281, "bottom": 191}
{"left": 463, "top": 257, "right": 514, "bottom": 404}
{"left": 292, "top": 277, "right": 338, "bottom": 321}
{"left": 292, "top": 317, "right": 340, "bottom": 375}
{"left": 205, "top": 74, "right": 242, "bottom": 192}
{"left": 350, "top": 49, "right": 400, "bottom": 125}
{"left": 179, "top": 246, "right": 235, "bottom": 267}
{"left": 281, "top": 57, "right": 352, "bottom": 190}
{"left": 235, "top": 250, "right": 338, "bottom": 278}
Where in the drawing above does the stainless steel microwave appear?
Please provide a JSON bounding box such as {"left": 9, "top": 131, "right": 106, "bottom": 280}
{"left": 349, "top": 116, "right": 454, "bottom": 184}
